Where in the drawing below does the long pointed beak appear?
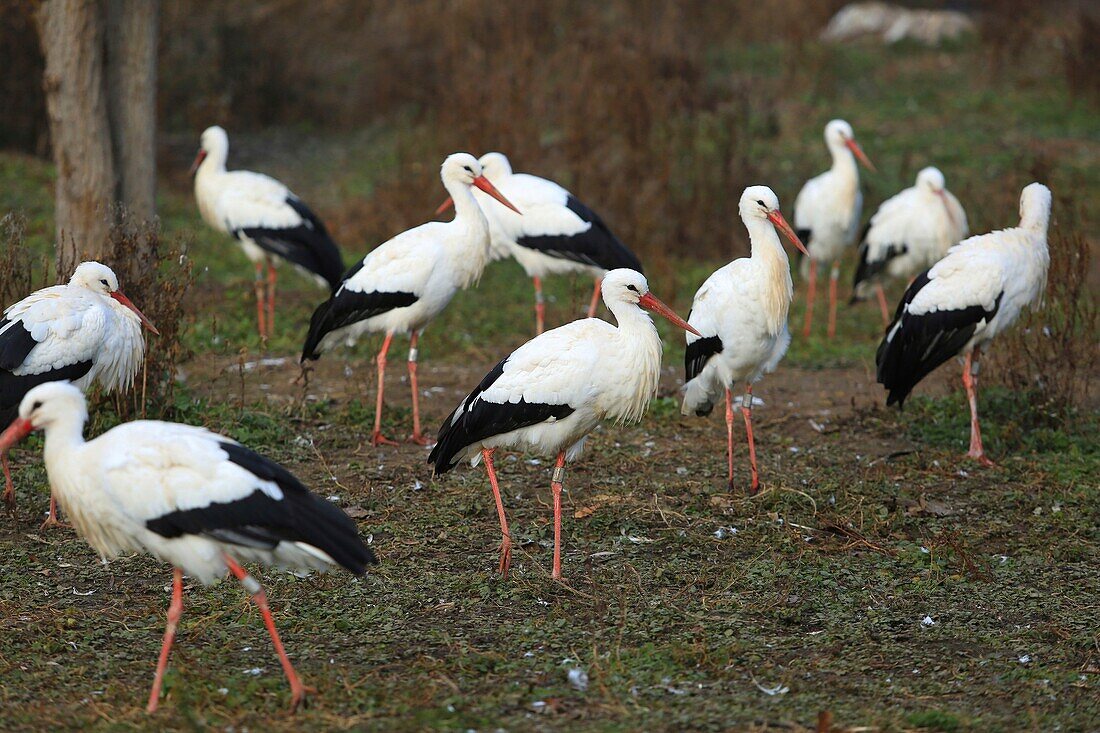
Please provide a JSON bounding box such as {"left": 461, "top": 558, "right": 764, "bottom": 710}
{"left": 637, "top": 292, "right": 700, "bottom": 336}
{"left": 189, "top": 149, "right": 207, "bottom": 177}
{"left": 767, "top": 210, "right": 809, "bottom": 256}
{"left": 472, "top": 176, "right": 521, "bottom": 215}
{"left": 935, "top": 190, "right": 958, "bottom": 228}
{"left": 845, "top": 138, "right": 875, "bottom": 172}
{"left": 0, "top": 417, "right": 34, "bottom": 454}
{"left": 110, "top": 291, "right": 160, "bottom": 335}
{"left": 435, "top": 196, "right": 454, "bottom": 216}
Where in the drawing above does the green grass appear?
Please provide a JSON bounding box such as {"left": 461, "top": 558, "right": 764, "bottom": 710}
{"left": 1, "top": 34, "right": 1098, "bottom": 733}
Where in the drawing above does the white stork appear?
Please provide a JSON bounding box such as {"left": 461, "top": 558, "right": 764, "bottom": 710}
{"left": 852, "top": 166, "right": 969, "bottom": 323}
{"left": 0, "top": 382, "right": 376, "bottom": 713}
{"left": 1, "top": 262, "right": 158, "bottom": 525}
{"left": 793, "top": 119, "right": 875, "bottom": 338}
{"left": 437, "top": 152, "right": 643, "bottom": 334}
{"left": 428, "top": 269, "right": 698, "bottom": 579}
{"left": 681, "top": 186, "right": 808, "bottom": 494}
{"left": 301, "top": 153, "right": 520, "bottom": 446}
{"left": 877, "top": 182, "right": 1051, "bottom": 465}
{"left": 191, "top": 125, "right": 346, "bottom": 340}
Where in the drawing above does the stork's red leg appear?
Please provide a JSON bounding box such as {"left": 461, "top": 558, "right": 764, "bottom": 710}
{"left": 253, "top": 262, "right": 266, "bottom": 341}
{"left": 224, "top": 555, "right": 309, "bottom": 713}
{"left": 741, "top": 385, "right": 760, "bottom": 494}
{"left": 147, "top": 568, "right": 184, "bottom": 713}
{"left": 482, "top": 448, "right": 512, "bottom": 576}
{"left": 550, "top": 451, "right": 567, "bottom": 580}
{"left": 40, "top": 494, "right": 69, "bottom": 530}
{"left": 533, "top": 276, "right": 545, "bottom": 335}
{"left": 875, "top": 283, "right": 891, "bottom": 325}
{"left": 724, "top": 389, "right": 735, "bottom": 491}
{"left": 266, "top": 262, "right": 277, "bottom": 338}
{"left": 406, "top": 332, "right": 432, "bottom": 445}
{"left": 587, "top": 277, "right": 602, "bottom": 319}
{"left": 802, "top": 260, "right": 817, "bottom": 337}
{"left": 827, "top": 263, "right": 839, "bottom": 339}
{"left": 963, "top": 350, "right": 994, "bottom": 467}
{"left": 371, "top": 332, "right": 398, "bottom": 446}
{"left": 2, "top": 453, "right": 14, "bottom": 513}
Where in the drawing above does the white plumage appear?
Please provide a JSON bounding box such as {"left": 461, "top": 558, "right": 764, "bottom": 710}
{"left": 301, "top": 152, "right": 520, "bottom": 446}
{"left": 793, "top": 119, "right": 875, "bottom": 337}
{"left": 1, "top": 261, "right": 156, "bottom": 521}
{"left": 0, "top": 381, "right": 374, "bottom": 713}
{"left": 853, "top": 166, "right": 968, "bottom": 321}
{"left": 876, "top": 182, "right": 1051, "bottom": 464}
{"left": 681, "top": 186, "right": 808, "bottom": 493}
{"left": 430, "top": 269, "right": 698, "bottom": 579}
{"left": 446, "top": 153, "right": 643, "bottom": 333}
{"left": 192, "top": 125, "right": 345, "bottom": 339}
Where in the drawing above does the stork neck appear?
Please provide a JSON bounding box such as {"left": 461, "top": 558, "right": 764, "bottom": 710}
{"left": 41, "top": 414, "right": 89, "bottom": 475}
{"left": 829, "top": 144, "right": 859, "bottom": 188}
{"left": 1020, "top": 203, "right": 1050, "bottom": 233}
{"left": 746, "top": 217, "right": 789, "bottom": 269}
{"left": 446, "top": 179, "right": 489, "bottom": 232}
{"left": 604, "top": 300, "right": 663, "bottom": 424}
{"left": 745, "top": 217, "right": 795, "bottom": 333}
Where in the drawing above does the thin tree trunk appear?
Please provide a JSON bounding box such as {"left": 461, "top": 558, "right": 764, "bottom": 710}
{"left": 106, "top": 0, "right": 158, "bottom": 271}
{"left": 35, "top": 0, "right": 115, "bottom": 280}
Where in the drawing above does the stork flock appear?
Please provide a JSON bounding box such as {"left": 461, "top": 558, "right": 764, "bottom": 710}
{"left": 0, "top": 119, "right": 1052, "bottom": 713}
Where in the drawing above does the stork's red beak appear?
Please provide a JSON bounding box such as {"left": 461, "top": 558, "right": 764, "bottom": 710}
{"left": 110, "top": 291, "right": 160, "bottom": 335}
{"left": 844, "top": 138, "right": 876, "bottom": 172}
{"left": 189, "top": 149, "right": 207, "bottom": 176}
{"left": 766, "top": 209, "right": 809, "bottom": 256}
{"left": 637, "top": 292, "right": 701, "bottom": 336}
{"left": 435, "top": 196, "right": 454, "bottom": 216}
{"left": 0, "top": 417, "right": 34, "bottom": 454}
{"left": 935, "top": 189, "right": 958, "bottom": 228}
{"left": 472, "top": 176, "right": 522, "bottom": 215}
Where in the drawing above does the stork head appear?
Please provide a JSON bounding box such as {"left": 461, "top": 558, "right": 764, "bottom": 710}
{"left": 1019, "top": 182, "right": 1052, "bottom": 231}
{"left": 0, "top": 382, "right": 88, "bottom": 451}
{"left": 739, "top": 186, "right": 808, "bottom": 256}
{"left": 438, "top": 153, "right": 521, "bottom": 215}
{"left": 191, "top": 125, "right": 229, "bottom": 175}
{"left": 825, "top": 119, "right": 875, "bottom": 172}
{"left": 601, "top": 269, "right": 700, "bottom": 336}
{"left": 916, "top": 167, "right": 946, "bottom": 193}
{"left": 70, "top": 262, "right": 159, "bottom": 335}
{"left": 478, "top": 152, "right": 513, "bottom": 182}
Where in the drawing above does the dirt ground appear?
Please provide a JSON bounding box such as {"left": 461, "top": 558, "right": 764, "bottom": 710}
{"left": 1, "top": 338, "right": 1094, "bottom": 732}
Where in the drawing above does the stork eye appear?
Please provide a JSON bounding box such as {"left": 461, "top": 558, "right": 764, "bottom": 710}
{"left": 100, "top": 279, "right": 109, "bottom": 287}
{"left": 32, "top": 401, "right": 42, "bottom": 410}
{"left": 463, "top": 165, "right": 473, "bottom": 173}
{"left": 626, "top": 284, "right": 639, "bottom": 293}
{"left": 757, "top": 200, "right": 766, "bottom": 207}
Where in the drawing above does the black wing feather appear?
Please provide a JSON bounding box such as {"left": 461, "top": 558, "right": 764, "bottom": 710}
{"left": 237, "top": 195, "right": 345, "bottom": 290}
{"left": 684, "top": 335, "right": 723, "bottom": 382}
{"left": 300, "top": 275, "right": 418, "bottom": 361}
{"left": 875, "top": 271, "right": 1002, "bottom": 407}
{"left": 1, "top": 317, "right": 93, "bottom": 424}
{"left": 851, "top": 223, "right": 907, "bottom": 303}
{"left": 145, "top": 442, "right": 376, "bottom": 574}
{"left": 516, "top": 195, "right": 643, "bottom": 273}
{"left": 428, "top": 357, "right": 575, "bottom": 475}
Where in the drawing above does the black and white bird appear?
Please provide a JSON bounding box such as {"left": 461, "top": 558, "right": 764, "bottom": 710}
{"left": 793, "top": 119, "right": 875, "bottom": 338}
{"left": 852, "top": 166, "right": 968, "bottom": 323}
{"left": 191, "top": 125, "right": 345, "bottom": 340}
{"left": 437, "top": 152, "right": 643, "bottom": 334}
{"left": 428, "top": 269, "right": 698, "bottom": 579}
{"left": 876, "top": 182, "right": 1051, "bottom": 465}
{"left": 682, "top": 186, "right": 808, "bottom": 494}
{"left": 0, "top": 382, "right": 376, "bottom": 713}
{"left": 301, "top": 153, "right": 520, "bottom": 446}
{"left": 1, "top": 262, "right": 157, "bottom": 524}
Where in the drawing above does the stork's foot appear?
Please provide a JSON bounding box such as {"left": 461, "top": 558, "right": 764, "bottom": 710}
{"left": 287, "top": 681, "right": 317, "bottom": 714}
{"left": 967, "top": 450, "right": 995, "bottom": 468}
{"left": 370, "top": 432, "right": 399, "bottom": 447}
{"left": 730, "top": 477, "right": 761, "bottom": 496}
{"left": 497, "top": 537, "right": 512, "bottom": 577}
{"left": 3, "top": 489, "right": 14, "bottom": 515}
{"left": 40, "top": 515, "right": 70, "bottom": 531}
{"left": 407, "top": 433, "right": 435, "bottom": 447}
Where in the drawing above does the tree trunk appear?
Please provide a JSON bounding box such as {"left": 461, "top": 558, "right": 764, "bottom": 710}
{"left": 106, "top": 0, "right": 158, "bottom": 267}
{"left": 35, "top": 0, "right": 115, "bottom": 280}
